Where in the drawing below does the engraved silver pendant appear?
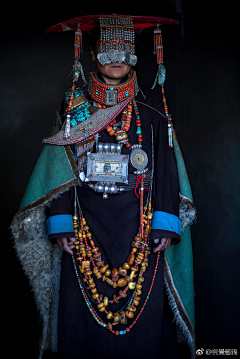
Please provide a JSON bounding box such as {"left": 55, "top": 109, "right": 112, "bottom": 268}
{"left": 130, "top": 148, "right": 148, "bottom": 175}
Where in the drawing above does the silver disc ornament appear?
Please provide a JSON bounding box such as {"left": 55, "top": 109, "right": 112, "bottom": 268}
{"left": 130, "top": 148, "right": 148, "bottom": 170}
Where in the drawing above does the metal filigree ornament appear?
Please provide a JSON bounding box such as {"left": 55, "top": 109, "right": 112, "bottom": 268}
{"left": 130, "top": 147, "right": 148, "bottom": 175}
{"left": 97, "top": 50, "right": 137, "bottom": 66}
{"left": 85, "top": 143, "right": 129, "bottom": 199}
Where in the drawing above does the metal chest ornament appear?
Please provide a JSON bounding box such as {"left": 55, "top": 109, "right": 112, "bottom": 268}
{"left": 85, "top": 142, "right": 129, "bottom": 199}
{"left": 130, "top": 145, "right": 148, "bottom": 174}
{"left": 85, "top": 143, "right": 148, "bottom": 199}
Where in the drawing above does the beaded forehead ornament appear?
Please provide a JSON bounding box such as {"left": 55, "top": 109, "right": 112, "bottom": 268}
{"left": 97, "top": 16, "right": 137, "bottom": 66}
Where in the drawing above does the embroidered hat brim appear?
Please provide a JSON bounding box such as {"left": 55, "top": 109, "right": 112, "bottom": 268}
{"left": 45, "top": 15, "right": 179, "bottom": 33}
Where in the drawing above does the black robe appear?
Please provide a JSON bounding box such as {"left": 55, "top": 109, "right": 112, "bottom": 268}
{"left": 46, "top": 86, "right": 185, "bottom": 359}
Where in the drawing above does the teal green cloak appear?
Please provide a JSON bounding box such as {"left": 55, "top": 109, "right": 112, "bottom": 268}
{"left": 11, "top": 136, "right": 196, "bottom": 358}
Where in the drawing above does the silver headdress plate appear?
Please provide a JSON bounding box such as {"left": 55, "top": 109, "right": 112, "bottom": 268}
{"left": 97, "top": 16, "right": 138, "bottom": 66}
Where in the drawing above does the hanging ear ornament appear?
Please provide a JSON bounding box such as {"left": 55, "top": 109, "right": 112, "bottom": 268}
{"left": 152, "top": 24, "right": 173, "bottom": 148}
{"left": 73, "top": 23, "right": 87, "bottom": 85}
{"left": 152, "top": 24, "right": 166, "bottom": 88}
{"left": 64, "top": 23, "right": 87, "bottom": 139}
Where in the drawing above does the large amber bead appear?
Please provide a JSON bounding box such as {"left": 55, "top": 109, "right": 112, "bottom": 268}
{"left": 106, "top": 311, "right": 113, "bottom": 319}
{"left": 81, "top": 260, "right": 90, "bottom": 269}
{"left": 96, "top": 260, "right": 104, "bottom": 267}
{"left": 97, "top": 302, "right": 105, "bottom": 309}
{"left": 117, "top": 278, "right": 127, "bottom": 287}
{"left": 105, "top": 269, "right": 111, "bottom": 276}
{"left": 133, "top": 298, "right": 139, "bottom": 306}
{"left": 127, "top": 254, "right": 135, "bottom": 265}
{"left": 123, "top": 262, "right": 130, "bottom": 270}
{"left": 113, "top": 313, "right": 120, "bottom": 323}
{"left": 119, "top": 266, "right": 127, "bottom": 276}
{"left": 120, "top": 311, "right": 127, "bottom": 324}
{"left": 105, "top": 277, "right": 113, "bottom": 286}
{"left": 131, "top": 265, "right": 139, "bottom": 272}
{"left": 98, "top": 306, "right": 106, "bottom": 312}
{"left": 104, "top": 296, "right": 109, "bottom": 306}
{"left": 125, "top": 310, "right": 134, "bottom": 319}
{"left": 125, "top": 275, "right": 131, "bottom": 282}
{"left": 112, "top": 268, "right": 119, "bottom": 278}
{"left": 134, "top": 235, "right": 141, "bottom": 242}
{"left": 134, "top": 295, "right": 141, "bottom": 301}
{"left": 119, "top": 290, "right": 127, "bottom": 298}
{"left": 100, "top": 264, "right": 109, "bottom": 273}
{"left": 128, "top": 282, "right": 136, "bottom": 290}
{"left": 127, "top": 305, "right": 136, "bottom": 312}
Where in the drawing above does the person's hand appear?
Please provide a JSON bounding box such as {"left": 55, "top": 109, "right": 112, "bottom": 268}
{"left": 153, "top": 237, "right": 171, "bottom": 253}
{"left": 57, "top": 237, "right": 75, "bottom": 255}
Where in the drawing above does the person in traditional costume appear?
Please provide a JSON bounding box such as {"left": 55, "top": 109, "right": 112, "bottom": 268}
{"left": 11, "top": 14, "right": 197, "bottom": 359}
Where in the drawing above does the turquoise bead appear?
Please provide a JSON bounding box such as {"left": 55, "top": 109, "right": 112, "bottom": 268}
{"left": 136, "top": 126, "right": 142, "bottom": 135}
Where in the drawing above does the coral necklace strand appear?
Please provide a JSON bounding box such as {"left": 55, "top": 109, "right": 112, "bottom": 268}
{"left": 98, "top": 98, "right": 142, "bottom": 149}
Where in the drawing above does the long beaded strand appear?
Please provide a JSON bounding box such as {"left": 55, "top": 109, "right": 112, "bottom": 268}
{"left": 105, "top": 98, "right": 142, "bottom": 149}
{"left": 152, "top": 24, "right": 173, "bottom": 148}
{"left": 72, "top": 166, "right": 157, "bottom": 335}
{"left": 72, "top": 249, "right": 160, "bottom": 335}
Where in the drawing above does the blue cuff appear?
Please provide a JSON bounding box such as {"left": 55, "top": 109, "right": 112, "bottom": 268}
{"left": 151, "top": 211, "right": 182, "bottom": 236}
{"left": 47, "top": 214, "right": 74, "bottom": 235}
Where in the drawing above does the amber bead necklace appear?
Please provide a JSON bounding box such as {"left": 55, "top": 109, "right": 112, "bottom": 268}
{"left": 72, "top": 160, "right": 160, "bottom": 335}
{"left": 72, "top": 245, "right": 160, "bottom": 335}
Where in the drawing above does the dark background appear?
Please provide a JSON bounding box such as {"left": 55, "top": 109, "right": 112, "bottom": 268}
{"left": 2, "top": 1, "right": 240, "bottom": 358}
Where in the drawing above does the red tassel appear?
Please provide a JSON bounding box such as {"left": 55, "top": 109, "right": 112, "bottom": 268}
{"left": 74, "top": 23, "right": 82, "bottom": 58}
{"left": 153, "top": 25, "right": 163, "bottom": 64}
{"left": 135, "top": 175, "right": 141, "bottom": 198}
